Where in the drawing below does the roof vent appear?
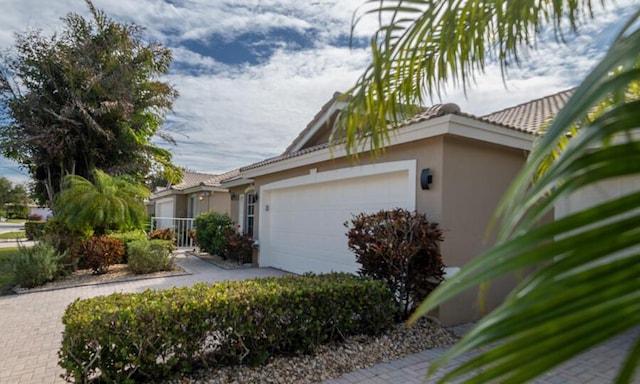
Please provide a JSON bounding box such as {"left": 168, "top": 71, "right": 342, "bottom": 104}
{"left": 433, "top": 103, "right": 461, "bottom": 117}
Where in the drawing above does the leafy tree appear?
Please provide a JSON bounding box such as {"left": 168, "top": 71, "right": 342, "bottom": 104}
{"left": 0, "top": 176, "right": 29, "bottom": 219}
{"left": 55, "top": 170, "right": 149, "bottom": 236}
{"left": 342, "top": 1, "right": 640, "bottom": 382}
{"left": 0, "top": 0, "right": 182, "bottom": 207}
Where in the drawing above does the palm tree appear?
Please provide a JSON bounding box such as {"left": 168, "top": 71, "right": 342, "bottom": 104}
{"left": 340, "top": 1, "right": 640, "bottom": 382}
{"left": 55, "top": 170, "right": 149, "bottom": 235}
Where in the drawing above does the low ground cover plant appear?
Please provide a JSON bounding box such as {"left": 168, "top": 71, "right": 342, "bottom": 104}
{"left": 346, "top": 208, "right": 445, "bottom": 319}
{"left": 59, "top": 273, "right": 396, "bottom": 383}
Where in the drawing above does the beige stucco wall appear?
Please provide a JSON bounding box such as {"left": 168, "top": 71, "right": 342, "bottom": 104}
{"left": 438, "top": 135, "right": 529, "bottom": 325}
{"left": 189, "top": 191, "right": 231, "bottom": 217}
{"left": 211, "top": 192, "right": 231, "bottom": 215}
{"left": 234, "top": 131, "right": 534, "bottom": 326}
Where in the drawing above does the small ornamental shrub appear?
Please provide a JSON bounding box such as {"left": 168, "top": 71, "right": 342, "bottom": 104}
{"left": 127, "top": 239, "right": 175, "bottom": 274}
{"left": 12, "top": 243, "right": 64, "bottom": 288}
{"left": 221, "top": 228, "right": 255, "bottom": 264}
{"left": 109, "top": 230, "right": 147, "bottom": 263}
{"left": 188, "top": 229, "right": 197, "bottom": 243}
{"left": 194, "top": 212, "right": 234, "bottom": 255}
{"left": 41, "top": 218, "right": 89, "bottom": 271}
{"left": 24, "top": 221, "right": 46, "bottom": 240}
{"left": 149, "top": 228, "right": 175, "bottom": 242}
{"left": 345, "top": 208, "right": 445, "bottom": 319}
{"left": 27, "top": 213, "right": 43, "bottom": 221}
{"left": 75, "top": 236, "right": 125, "bottom": 274}
{"left": 59, "top": 273, "right": 396, "bottom": 383}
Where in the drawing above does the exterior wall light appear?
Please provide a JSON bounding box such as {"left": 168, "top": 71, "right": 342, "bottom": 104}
{"left": 421, "top": 168, "right": 433, "bottom": 190}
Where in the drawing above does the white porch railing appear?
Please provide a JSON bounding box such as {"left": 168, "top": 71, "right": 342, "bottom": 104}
{"left": 150, "top": 217, "right": 195, "bottom": 249}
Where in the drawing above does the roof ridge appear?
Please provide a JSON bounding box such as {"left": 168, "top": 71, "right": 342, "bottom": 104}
{"left": 482, "top": 88, "right": 574, "bottom": 118}
{"left": 282, "top": 91, "right": 344, "bottom": 154}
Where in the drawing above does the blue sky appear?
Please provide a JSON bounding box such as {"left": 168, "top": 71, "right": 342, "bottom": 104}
{"left": 0, "top": 0, "right": 634, "bottom": 185}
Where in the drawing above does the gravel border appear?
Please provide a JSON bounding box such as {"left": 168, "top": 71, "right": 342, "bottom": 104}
{"left": 167, "top": 317, "right": 458, "bottom": 384}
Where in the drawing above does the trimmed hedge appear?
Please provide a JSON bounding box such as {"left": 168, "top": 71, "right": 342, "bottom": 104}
{"left": 59, "top": 273, "right": 396, "bottom": 383}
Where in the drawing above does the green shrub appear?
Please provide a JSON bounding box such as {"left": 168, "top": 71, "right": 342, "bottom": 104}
{"left": 59, "top": 273, "right": 396, "bottom": 382}
{"left": 12, "top": 243, "right": 64, "bottom": 288}
{"left": 41, "top": 218, "right": 89, "bottom": 271}
{"left": 24, "top": 221, "right": 46, "bottom": 240}
{"left": 108, "top": 230, "right": 148, "bottom": 263}
{"left": 193, "top": 212, "right": 234, "bottom": 255}
{"left": 75, "top": 236, "right": 125, "bottom": 274}
{"left": 221, "top": 228, "right": 255, "bottom": 264}
{"left": 127, "top": 239, "right": 175, "bottom": 274}
{"left": 345, "top": 208, "right": 445, "bottom": 319}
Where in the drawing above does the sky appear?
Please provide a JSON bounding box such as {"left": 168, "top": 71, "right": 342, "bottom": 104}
{"left": 0, "top": 0, "right": 635, "bottom": 185}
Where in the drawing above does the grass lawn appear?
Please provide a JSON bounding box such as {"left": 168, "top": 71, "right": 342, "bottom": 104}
{"left": 0, "top": 247, "right": 19, "bottom": 289}
{"left": 3, "top": 219, "right": 26, "bottom": 223}
{"left": 0, "top": 231, "right": 26, "bottom": 240}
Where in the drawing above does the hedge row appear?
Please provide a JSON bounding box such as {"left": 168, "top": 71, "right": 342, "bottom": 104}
{"left": 59, "top": 273, "right": 397, "bottom": 383}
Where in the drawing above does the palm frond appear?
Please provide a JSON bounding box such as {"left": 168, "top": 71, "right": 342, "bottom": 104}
{"left": 339, "top": 0, "right": 601, "bottom": 155}
{"left": 407, "top": 8, "right": 640, "bottom": 384}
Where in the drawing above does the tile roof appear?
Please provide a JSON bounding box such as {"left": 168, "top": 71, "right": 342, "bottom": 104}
{"left": 283, "top": 91, "right": 344, "bottom": 154}
{"left": 240, "top": 103, "right": 463, "bottom": 172}
{"left": 242, "top": 89, "right": 574, "bottom": 172}
{"left": 169, "top": 169, "right": 240, "bottom": 190}
{"left": 481, "top": 89, "right": 573, "bottom": 133}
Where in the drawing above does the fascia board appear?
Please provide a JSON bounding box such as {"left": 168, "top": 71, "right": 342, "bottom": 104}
{"left": 243, "top": 115, "right": 535, "bottom": 178}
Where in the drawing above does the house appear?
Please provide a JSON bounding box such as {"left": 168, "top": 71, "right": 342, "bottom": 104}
{"left": 149, "top": 169, "right": 238, "bottom": 227}
{"left": 221, "top": 90, "right": 573, "bottom": 326}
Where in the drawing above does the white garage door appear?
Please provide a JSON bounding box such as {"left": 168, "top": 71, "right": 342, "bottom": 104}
{"left": 155, "top": 198, "right": 175, "bottom": 229}
{"left": 260, "top": 161, "right": 416, "bottom": 274}
{"left": 556, "top": 175, "right": 640, "bottom": 218}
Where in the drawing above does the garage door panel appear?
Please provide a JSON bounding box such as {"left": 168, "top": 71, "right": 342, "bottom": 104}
{"left": 262, "top": 169, "right": 414, "bottom": 274}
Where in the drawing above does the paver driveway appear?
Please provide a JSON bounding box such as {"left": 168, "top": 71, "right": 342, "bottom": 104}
{"left": 0, "top": 253, "right": 288, "bottom": 384}
{"left": 324, "top": 324, "right": 640, "bottom": 384}
{"left": 1, "top": 252, "right": 638, "bottom": 384}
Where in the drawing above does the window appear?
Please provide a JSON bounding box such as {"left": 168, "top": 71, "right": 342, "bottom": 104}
{"left": 245, "top": 192, "right": 256, "bottom": 238}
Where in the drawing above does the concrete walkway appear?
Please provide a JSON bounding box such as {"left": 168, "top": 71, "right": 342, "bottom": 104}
{"left": 1, "top": 253, "right": 638, "bottom": 383}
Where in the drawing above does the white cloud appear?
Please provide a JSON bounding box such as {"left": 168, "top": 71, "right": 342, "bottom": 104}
{"left": 0, "top": 0, "right": 636, "bottom": 182}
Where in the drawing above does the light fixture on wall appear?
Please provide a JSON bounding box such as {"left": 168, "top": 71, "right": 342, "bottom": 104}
{"left": 198, "top": 191, "right": 211, "bottom": 201}
{"left": 230, "top": 192, "right": 238, "bottom": 201}
{"left": 421, "top": 168, "right": 433, "bottom": 190}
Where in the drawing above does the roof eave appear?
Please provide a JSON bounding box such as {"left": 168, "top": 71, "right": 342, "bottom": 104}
{"left": 242, "top": 114, "right": 534, "bottom": 178}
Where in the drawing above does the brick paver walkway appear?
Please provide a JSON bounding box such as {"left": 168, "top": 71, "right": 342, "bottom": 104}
{"left": 1, "top": 252, "right": 638, "bottom": 383}
{"left": 0, "top": 253, "right": 287, "bottom": 383}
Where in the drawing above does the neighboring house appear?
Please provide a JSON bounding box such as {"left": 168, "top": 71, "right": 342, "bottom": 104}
{"left": 149, "top": 170, "right": 238, "bottom": 228}
{"left": 28, "top": 205, "right": 52, "bottom": 219}
{"left": 221, "top": 89, "right": 573, "bottom": 326}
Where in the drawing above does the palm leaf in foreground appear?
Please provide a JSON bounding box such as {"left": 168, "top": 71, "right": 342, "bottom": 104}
{"left": 409, "top": 10, "right": 640, "bottom": 384}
